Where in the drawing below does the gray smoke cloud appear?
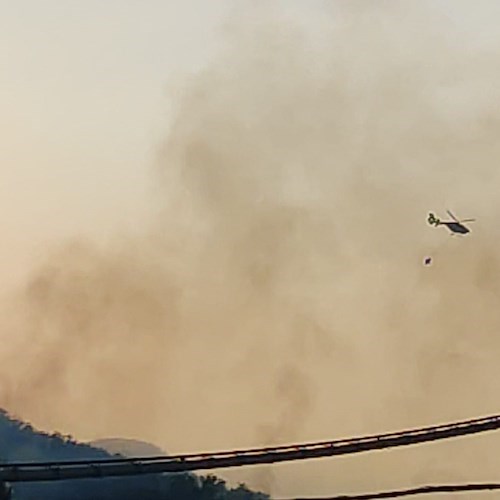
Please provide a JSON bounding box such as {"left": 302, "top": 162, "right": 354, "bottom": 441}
{"left": 2, "top": 1, "right": 500, "bottom": 497}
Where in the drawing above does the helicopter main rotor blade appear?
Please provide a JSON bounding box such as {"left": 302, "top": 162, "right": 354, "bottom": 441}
{"left": 460, "top": 218, "right": 476, "bottom": 223}
{"left": 446, "top": 210, "right": 460, "bottom": 222}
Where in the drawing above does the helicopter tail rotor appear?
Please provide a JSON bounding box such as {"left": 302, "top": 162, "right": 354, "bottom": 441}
{"left": 428, "top": 213, "right": 440, "bottom": 226}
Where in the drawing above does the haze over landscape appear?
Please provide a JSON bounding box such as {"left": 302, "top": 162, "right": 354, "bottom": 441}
{"left": 3, "top": 1, "right": 500, "bottom": 498}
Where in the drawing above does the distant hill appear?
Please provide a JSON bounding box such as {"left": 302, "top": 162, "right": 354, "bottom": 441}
{"left": 0, "top": 409, "right": 269, "bottom": 500}
{"left": 90, "top": 438, "right": 166, "bottom": 458}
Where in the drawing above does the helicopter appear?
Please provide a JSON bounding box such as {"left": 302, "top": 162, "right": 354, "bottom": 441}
{"left": 427, "top": 210, "right": 476, "bottom": 235}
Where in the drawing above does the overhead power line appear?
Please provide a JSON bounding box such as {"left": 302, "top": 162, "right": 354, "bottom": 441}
{"left": 2, "top": 414, "right": 500, "bottom": 483}
{"left": 280, "top": 482, "right": 500, "bottom": 499}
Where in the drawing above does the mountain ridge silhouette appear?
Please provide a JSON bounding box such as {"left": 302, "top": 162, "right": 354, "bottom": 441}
{"left": 0, "top": 408, "right": 269, "bottom": 500}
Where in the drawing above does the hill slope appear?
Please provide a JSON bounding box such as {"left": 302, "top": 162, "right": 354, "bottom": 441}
{"left": 90, "top": 438, "right": 166, "bottom": 457}
{"left": 0, "top": 409, "right": 269, "bottom": 500}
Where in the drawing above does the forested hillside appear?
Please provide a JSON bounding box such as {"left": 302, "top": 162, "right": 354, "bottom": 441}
{"left": 0, "top": 410, "right": 269, "bottom": 500}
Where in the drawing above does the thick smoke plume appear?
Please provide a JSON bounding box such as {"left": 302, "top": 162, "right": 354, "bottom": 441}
{"left": 2, "top": 1, "right": 500, "bottom": 497}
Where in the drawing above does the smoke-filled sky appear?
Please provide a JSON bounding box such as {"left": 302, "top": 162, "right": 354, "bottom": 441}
{"left": 3, "top": 1, "right": 500, "bottom": 498}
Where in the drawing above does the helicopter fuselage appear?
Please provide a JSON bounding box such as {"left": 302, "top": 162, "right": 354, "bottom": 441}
{"left": 440, "top": 221, "right": 469, "bottom": 234}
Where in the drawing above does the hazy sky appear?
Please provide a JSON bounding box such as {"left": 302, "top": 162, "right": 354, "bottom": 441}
{"left": 0, "top": 0, "right": 497, "bottom": 283}
{"left": 4, "top": 2, "right": 500, "bottom": 499}
{"left": 0, "top": 0, "right": 237, "bottom": 287}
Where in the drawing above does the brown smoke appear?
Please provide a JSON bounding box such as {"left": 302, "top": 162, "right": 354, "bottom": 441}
{"left": 2, "top": 1, "right": 500, "bottom": 498}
